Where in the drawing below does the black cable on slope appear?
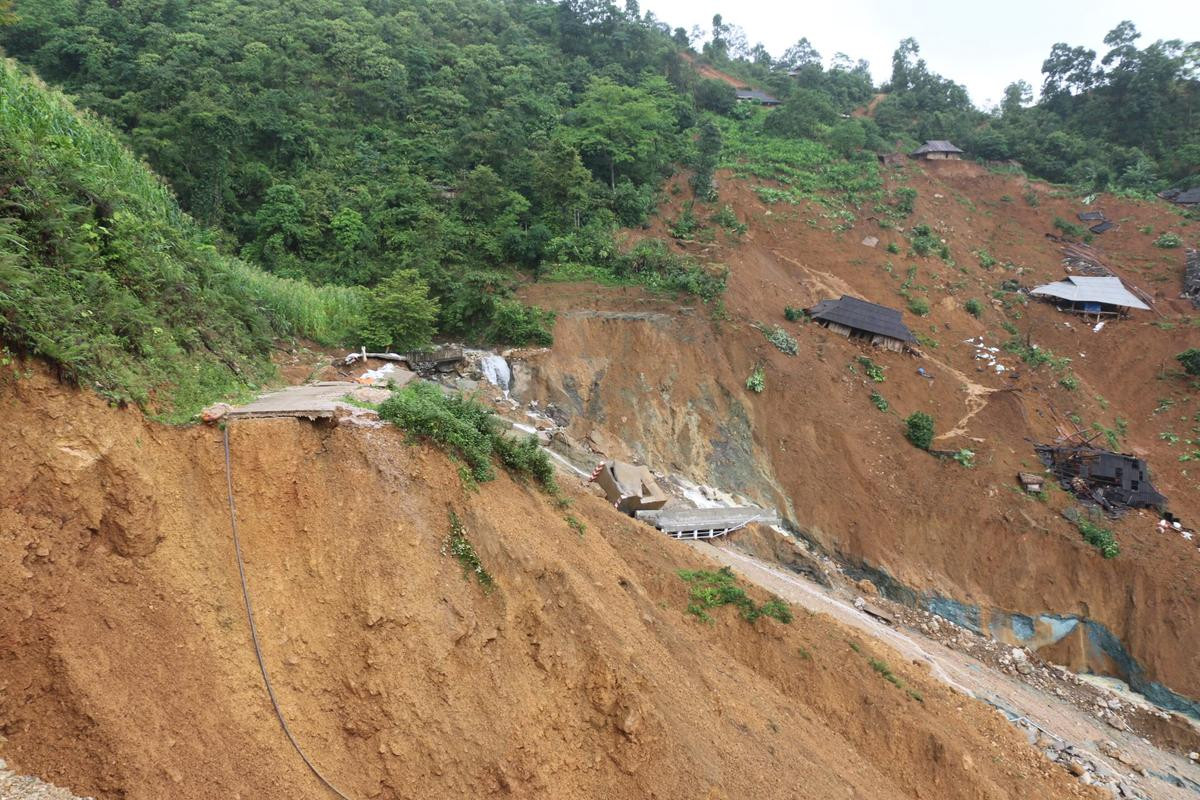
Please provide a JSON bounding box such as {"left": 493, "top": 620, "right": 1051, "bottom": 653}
{"left": 221, "top": 425, "right": 355, "bottom": 800}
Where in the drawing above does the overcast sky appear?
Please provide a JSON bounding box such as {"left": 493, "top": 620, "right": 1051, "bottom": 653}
{"left": 641, "top": 0, "right": 1192, "bottom": 108}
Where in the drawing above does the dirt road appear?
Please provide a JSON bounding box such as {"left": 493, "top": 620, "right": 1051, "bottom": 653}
{"left": 691, "top": 541, "right": 1200, "bottom": 800}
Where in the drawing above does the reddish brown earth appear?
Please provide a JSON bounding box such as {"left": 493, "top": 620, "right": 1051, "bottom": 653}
{"left": 518, "top": 160, "right": 1200, "bottom": 704}
{"left": 0, "top": 367, "right": 1103, "bottom": 799}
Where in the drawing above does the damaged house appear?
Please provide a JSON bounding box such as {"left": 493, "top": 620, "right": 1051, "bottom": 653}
{"left": 1184, "top": 249, "right": 1200, "bottom": 308}
{"left": 1036, "top": 444, "right": 1166, "bottom": 513}
{"left": 1030, "top": 276, "right": 1149, "bottom": 317}
{"left": 808, "top": 295, "right": 916, "bottom": 352}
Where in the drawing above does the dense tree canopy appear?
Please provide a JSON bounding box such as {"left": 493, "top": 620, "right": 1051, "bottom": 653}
{"left": 2, "top": 2, "right": 1195, "bottom": 356}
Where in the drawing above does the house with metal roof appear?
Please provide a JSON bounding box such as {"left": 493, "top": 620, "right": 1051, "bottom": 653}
{"left": 734, "top": 88, "right": 781, "bottom": 106}
{"left": 1160, "top": 187, "right": 1200, "bottom": 207}
{"left": 1030, "top": 276, "right": 1149, "bottom": 317}
{"left": 909, "top": 140, "right": 963, "bottom": 160}
{"left": 807, "top": 295, "right": 915, "bottom": 352}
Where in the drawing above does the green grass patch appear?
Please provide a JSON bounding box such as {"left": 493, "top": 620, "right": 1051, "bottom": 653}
{"left": 869, "top": 658, "right": 903, "bottom": 688}
{"left": 678, "top": 567, "right": 793, "bottom": 624}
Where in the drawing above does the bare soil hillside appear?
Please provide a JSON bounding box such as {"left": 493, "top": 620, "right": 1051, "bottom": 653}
{"left": 0, "top": 367, "right": 1099, "bottom": 800}
{"left": 518, "top": 161, "right": 1200, "bottom": 708}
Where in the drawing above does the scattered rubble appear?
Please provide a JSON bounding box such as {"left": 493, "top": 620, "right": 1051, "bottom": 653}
{"left": 962, "top": 336, "right": 1011, "bottom": 374}
{"left": 0, "top": 759, "right": 92, "bottom": 800}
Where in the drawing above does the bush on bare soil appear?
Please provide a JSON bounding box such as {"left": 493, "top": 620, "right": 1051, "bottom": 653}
{"left": 905, "top": 412, "right": 935, "bottom": 450}
{"left": 378, "top": 382, "right": 557, "bottom": 493}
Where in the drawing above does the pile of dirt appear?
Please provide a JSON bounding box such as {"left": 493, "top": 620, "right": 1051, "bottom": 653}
{"left": 0, "top": 366, "right": 1099, "bottom": 799}
{"left": 516, "top": 161, "right": 1200, "bottom": 708}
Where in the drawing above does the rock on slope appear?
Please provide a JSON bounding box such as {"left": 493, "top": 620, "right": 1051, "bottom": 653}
{"left": 0, "top": 367, "right": 1096, "bottom": 800}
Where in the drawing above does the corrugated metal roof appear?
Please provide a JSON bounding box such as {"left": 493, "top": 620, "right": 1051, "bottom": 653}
{"left": 1161, "top": 187, "right": 1200, "bottom": 204}
{"left": 910, "top": 140, "right": 963, "bottom": 155}
{"left": 808, "top": 295, "right": 915, "bottom": 342}
{"left": 734, "top": 89, "right": 780, "bottom": 104}
{"left": 1030, "top": 276, "right": 1149, "bottom": 310}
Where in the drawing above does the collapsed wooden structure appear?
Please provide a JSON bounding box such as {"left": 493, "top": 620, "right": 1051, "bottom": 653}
{"left": 1035, "top": 440, "right": 1166, "bottom": 514}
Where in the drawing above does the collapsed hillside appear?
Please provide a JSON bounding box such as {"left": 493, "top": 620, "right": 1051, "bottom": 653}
{"left": 517, "top": 159, "right": 1200, "bottom": 712}
{"left": 0, "top": 365, "right": 1100, "bottom": 800}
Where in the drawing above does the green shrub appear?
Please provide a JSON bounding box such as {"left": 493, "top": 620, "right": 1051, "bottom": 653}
{"left": 857, "top": 356, "right": 885, "bottom": 383}
{"left": 746, "top": 365, "right": 765, "bottom": 393}
{"left": 952, "top": 448, "right": 975, "bottom": 468}
{"left": 894, "top": 187, "right": 917, "bottom": 216}
{"left": 909, "top": 223, "right": 941, "bottom": 257}
{"left": 905, "top": 412, "right": 935, "bottom": 450}
{"left": 356, "top": 269, "right": 439, "bottom": 351}
{"left": 784, "top": 306, "right": 806, "bottom": 322}
{"left": 677, "top": 567, "right": 792, "bottom": 624}
{"left": 378, "top": 382, "right": 556, "bottom": 492}
{"left": 379, "top": 382, "right": 498, "bottom": 481}
{"left": 1059, "top": 374, "right": 1079, "bottom": 391}
{"left": 886, "top": 242, "right": 900, "bottom": 254}
{"left": 908, "top": 297, "right": 930, "bottom": 316}
{"left": 1177, "top": 348, "right": 1200, "bottom": 376}
{"left": 976, "top": 250, "right": 997, "bottom": 269}
{"left": 444, "top": 512, "right": 494, "bottom": 591}
{"left": 870, "top": 391, "right": 889, "bottom": 412}
{"left": 493, "top": 433, "right": 559, "bottom": 494}
{"left": 1154, "top": 232, "right": 1182, "bottom": 248}
{"left": 1053, "top": 216, "right": 1086, "bottom": 238}
{"left": 710, "top": 204, "right": 747, "bottom": 236}
{"left": 669, "top": 202, "right": 699, "bottom": 239}
{"left": 486, "top": 299, "right": 555, "bottom": 347}
{"left": 1077, "top": 517, "right": 1119, "bottom": 558}
{"left": 964, "top": 298, "right": 983, "bottom": 317}
{"left": 1138, "top": 225, "right": 1153, "bottom": 234}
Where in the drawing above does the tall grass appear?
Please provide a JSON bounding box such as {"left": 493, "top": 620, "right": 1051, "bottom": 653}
{"left": 0, "top": 59, "right": 363, "bottom": 416}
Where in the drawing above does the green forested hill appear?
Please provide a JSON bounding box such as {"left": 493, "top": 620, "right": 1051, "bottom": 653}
{"left": 1, "top": 0, "right": 706, "bottom": 343}
{"left": 0, "top": 1, "right": 1196, "bottom": 413}
{"left": 0, "top": 59, "right": 360, "bottom": 416}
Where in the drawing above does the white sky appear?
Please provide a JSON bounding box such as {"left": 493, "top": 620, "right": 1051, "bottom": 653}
{"left": 641, "top": 0, "right": 1193, "bottom": 108}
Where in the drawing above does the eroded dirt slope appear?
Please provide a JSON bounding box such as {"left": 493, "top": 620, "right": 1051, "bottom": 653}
{"left": 517, "top": 161, "right": 1200, "bottom": 706}
{"left": 0, "top": 368, "right": 1098, "bottom": 799}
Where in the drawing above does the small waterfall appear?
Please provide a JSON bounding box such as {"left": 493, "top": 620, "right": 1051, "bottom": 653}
{"left": 479, "top": 354, "right": 511, "bottom": 395}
